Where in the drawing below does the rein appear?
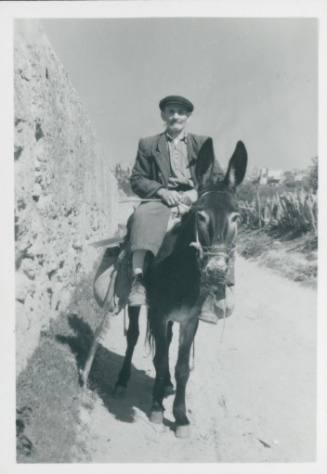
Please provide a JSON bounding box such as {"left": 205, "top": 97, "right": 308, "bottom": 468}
{"left": 190, "top": 225, "right": 236, "bottom": 262}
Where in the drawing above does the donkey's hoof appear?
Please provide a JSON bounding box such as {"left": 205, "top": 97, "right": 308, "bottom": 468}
{"left": 112, "top": 385, "right": 127, "bottom": 398}
{"left": 164, "top": 384, "right": 175, "bottom": 397}
{"left": 175, "top": 424, "right": 191, "bottom": 439}
{"left": 150, "top": 410, "right": 164, "bottom": 424}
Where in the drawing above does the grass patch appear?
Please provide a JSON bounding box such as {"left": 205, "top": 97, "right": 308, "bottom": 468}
{"left": 237, "top": 229, "right": 272, "bottom": 259}
{"left": 237, "top": 228, "right": 317, "bottom": 286}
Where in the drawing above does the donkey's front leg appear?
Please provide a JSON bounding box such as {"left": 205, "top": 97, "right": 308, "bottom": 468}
{"left": 150, "top": 320, "right": 170, "bottom": 424}
{"left": 173, "top": 318, "right": 198, "bottom": 438}
{"left": 164, "top": 321, "right": 175, "bottom": 397}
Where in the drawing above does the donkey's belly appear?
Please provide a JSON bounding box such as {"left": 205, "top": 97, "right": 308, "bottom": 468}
{"left": 166, "top": 305, "right": 199, "bottom": 323}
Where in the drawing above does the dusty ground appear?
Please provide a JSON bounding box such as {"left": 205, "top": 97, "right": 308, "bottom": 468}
{"left": 74, "top": 255, "right": 316, "bottom": 463}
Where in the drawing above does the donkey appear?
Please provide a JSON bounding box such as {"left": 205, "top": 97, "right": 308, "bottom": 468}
{"left": 115, "top": 140, "right": 247, "bottom": 437}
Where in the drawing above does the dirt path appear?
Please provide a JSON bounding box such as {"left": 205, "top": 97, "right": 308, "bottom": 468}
{"left": 76, "top": 255, "right": 316, "bottom": 463}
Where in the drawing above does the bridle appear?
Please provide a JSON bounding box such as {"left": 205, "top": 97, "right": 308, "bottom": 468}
{"left": 189, "top": 189, "right": 238, "bottom": 339}
{"left": 189, "top": 190, "right": 237, "bottom": 265}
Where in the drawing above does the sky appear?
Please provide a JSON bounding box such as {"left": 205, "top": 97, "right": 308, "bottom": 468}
{"left": 42, "top": 18, "right": 317, "bottom": 173}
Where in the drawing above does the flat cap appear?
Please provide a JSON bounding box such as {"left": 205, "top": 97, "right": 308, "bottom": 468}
{"left": 159, "top": 95, "right": 194, "bottom": 113}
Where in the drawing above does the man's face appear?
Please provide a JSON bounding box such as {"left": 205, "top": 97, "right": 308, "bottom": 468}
{"left": 161, "top": 103, "right": 191, "bottom": 134}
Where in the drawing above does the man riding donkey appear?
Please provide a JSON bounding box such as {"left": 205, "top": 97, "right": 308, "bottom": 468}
{"left": 80, "top": 94, "right": 238, "bottom": 388}
{"left": 127, "top": 95, "right": 235, "bottom": 323}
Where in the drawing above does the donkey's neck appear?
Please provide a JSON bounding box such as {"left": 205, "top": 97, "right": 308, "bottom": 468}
{"left": 147, "top": 210, "right": 202, "bottom": 311}
{"left": 168, "top": 211, "right": 201, "bottom": 279}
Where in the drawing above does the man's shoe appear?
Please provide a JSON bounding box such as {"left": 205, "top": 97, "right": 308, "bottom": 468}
{"left": 128, "top": 274, "right": 147, "bottom": 306}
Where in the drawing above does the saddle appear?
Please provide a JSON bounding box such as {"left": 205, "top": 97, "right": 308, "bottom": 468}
{"left": 93, "top": 220, "right": 182, "bottom": 313}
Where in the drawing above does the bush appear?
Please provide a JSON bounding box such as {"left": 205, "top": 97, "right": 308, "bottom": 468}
{"left": 239, "top": 190, "right": 317, "bottom": 234}
{"left": 237, "top": 159, "right": 318, "bottom": 235}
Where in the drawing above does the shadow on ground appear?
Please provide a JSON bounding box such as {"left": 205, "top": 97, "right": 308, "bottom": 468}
{"left": 16, "top": 272, "right": 154, "bottom": 462}
{"left": 56, "top": 313, "right": 154, "bottom": 423}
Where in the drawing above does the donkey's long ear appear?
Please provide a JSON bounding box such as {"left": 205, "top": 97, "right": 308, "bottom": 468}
{"left": 224, "top": 141, "right": 248, "bottom": 189}
{"left": 195, "top": 138, "right": 215, "bottom": 189}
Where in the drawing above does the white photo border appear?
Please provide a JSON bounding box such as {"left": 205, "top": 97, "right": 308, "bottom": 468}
{"left": 0, "top": 1, "right": 326, "bottom": 473}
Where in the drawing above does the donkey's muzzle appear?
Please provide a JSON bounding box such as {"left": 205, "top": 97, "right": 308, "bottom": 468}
{"left": 206, "top": 257, "right": 228, "bottom": 275}
{"left": 203, "top": 257, "right": 228, "bottom": 286}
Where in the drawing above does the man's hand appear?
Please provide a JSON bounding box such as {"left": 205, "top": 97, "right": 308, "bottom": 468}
{"left": 157, "top": 188, "right": 182, "bottom": 207}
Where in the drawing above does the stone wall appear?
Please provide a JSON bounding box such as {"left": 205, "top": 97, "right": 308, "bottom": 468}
{"left": 14, "top": 20, "right": 119, "bottom": 374}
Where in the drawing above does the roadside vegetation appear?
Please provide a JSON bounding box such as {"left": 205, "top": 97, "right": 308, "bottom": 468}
{"left": 237, "top": 157, "right": 317, "bottom": 235}
{"left": 236, "top": 158, "right": 318, "bottom": 285}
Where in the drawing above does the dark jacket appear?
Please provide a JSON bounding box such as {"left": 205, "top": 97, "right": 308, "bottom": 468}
{"left": 130, "top": 132, "right": 223, "bottom": 198}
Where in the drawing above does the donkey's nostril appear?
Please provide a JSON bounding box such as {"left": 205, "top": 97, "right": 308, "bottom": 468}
{"left": 216, "top": 258, "right": 227, "bottom": 269}
{"left": 207, "top": 258, "right": 227, "bottom": 274}
{"left": 216, "top": 264, "right": 227, "bottom": 273}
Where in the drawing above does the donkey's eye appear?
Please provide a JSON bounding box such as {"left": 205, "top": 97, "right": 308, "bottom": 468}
{"left": 197, "top": 210, "right": 210, "bottom": 226}
{"left": 230, "top": 212, "right": 240, "bottom": 224}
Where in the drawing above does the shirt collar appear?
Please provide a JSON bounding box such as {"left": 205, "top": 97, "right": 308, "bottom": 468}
{"left": 165, "top": 130, "right": 188, "bottom": 143}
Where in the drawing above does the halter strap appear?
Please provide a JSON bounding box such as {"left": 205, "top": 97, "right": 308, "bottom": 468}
{"left": 189, "top": 189, "right": 237, "bottom": 261}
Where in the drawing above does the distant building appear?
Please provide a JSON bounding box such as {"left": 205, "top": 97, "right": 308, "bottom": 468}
{"left": 257, "top": 168, "right": 284, "bottom": 185}
{"left": 293, "top": 170, "right": 306, "bottom": 182}
{"left": 249, "top": 167, "right": 306, "bottom": 186}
